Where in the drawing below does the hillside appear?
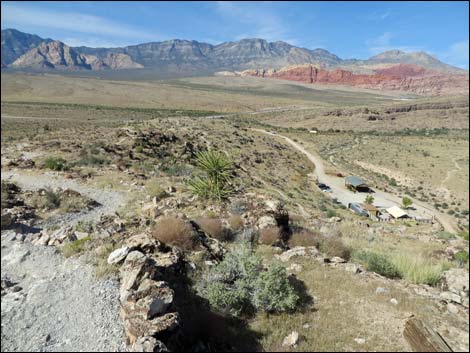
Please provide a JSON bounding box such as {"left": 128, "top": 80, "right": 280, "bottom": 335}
{"left": 2, "top": 29, "right": 466, "bottom": 75}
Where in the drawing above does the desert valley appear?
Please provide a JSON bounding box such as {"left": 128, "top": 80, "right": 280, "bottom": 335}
{"left": 1, "top": 2, "right": 469, "bottom": 352}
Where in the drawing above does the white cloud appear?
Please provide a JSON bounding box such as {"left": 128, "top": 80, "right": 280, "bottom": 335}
{"left": 366, "top": 11, "right": 391, "bottom": 21}
{"left": 440, "top": 40, "right": 469, "bottom": 69}
{"left": 1, "top": 3, "right": 156, "bottom": 41}
{"left": 367, "top": 32, "right": 423, "bottom": 55}
{"left": 214, "top": 1, "right": 297, "bottom": 44}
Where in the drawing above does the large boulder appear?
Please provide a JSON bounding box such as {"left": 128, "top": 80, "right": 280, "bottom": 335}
{"left": 122, "top": 311, "right": 180, "bottom": 345}
{"left": 440, "top": 268, "right": 469, "bottom": 307}
{"left": 121, "top": 279, "right": 174, "bottom": 320}
{"left": 120, "top": 251, "right": 158, "bottom": 301}
{"left": 125, "top": 233, "right": 162, "bottom": 254}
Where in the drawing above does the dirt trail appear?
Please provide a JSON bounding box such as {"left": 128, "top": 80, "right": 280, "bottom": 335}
{"left": 1, "top": 170, "right": 127, "bottom": 352}
{"left": 1, "top": 170, "right": 125, "bottom": 228}
{"left": 254, "top": 129, "right": 458, "bottom": 233}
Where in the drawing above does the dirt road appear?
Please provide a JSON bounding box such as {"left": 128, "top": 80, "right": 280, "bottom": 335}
{"left": 254, "top": 129, "right": 457, "bottom": 233}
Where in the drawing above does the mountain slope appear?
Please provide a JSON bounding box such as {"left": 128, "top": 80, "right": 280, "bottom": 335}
{"left": 10, "top": 40, "right": 143, "bottom": 70}
{"left": 1, "top": 29, "right": 51, "bottom": 66}
{"left": 1, "top": 29, "right": 467, "bottom": 75}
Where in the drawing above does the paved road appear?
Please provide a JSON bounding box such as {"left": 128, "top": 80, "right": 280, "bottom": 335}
{"left": 254, "top": 129, "right": 457, "bottom": 233}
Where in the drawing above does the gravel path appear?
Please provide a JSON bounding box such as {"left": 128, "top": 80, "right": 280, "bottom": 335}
{"left": 1, "top": 170, "right": 125, "bottom": 228}
{"left": 1, "top": 170, "right": 128, "bottom": 352}
{"left": 1, "top": 237, "right": 126, "bottom": 352}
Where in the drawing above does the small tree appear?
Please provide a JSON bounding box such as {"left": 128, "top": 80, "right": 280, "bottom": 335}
{"left": 402, "top": 196, "right": 413, "bottom": 209}
{"left": 365, "top": 194, "right": 374, "bottom": 205}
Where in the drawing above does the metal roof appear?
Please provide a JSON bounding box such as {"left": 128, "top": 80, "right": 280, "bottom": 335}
{"left": 386, "top": 205, "right": 408, "bottom": 219}
{"left": 345, "top": 175, "right": 367, "bottom": 187}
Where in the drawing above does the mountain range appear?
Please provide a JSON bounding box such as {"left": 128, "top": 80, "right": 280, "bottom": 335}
{"left": 2, "top": 28, "right": 466, "bottom": 75}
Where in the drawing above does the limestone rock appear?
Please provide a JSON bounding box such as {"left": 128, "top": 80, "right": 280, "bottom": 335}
{"left": 282, "top": 331, "right": 299, "bottom": 347}
{"left": 125, "top": 233, "right": 161, "bottom": 254}
{"left": 108, "top": 246, "right": 131, "bottom": 265}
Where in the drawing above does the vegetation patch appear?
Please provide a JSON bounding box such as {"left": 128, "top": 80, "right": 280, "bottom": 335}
{"left": 152, "top": 216, "right": 196, "bottom": 251}
{"left": 199, "top": 244, "right": 300, "bottom": 317}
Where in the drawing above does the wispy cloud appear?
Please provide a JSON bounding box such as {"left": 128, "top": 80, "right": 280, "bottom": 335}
{"left": 366, "top": 11, "right": 391, "bottom": 21}
{"left": 1, "top": 3, "right": 156, "bottom": 44}
{"left": 366, "top": 32, "right": 423, "bottom": 55}
{"left": 440, "top": 40, "right": 469, "bottom": 69}
{"left": 214, "top": 1, "right": 297, "bottom": 44}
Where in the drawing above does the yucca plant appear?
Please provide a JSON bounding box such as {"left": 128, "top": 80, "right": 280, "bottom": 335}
{"left": 188, "top": 150, "right": 234, "bottom": 200}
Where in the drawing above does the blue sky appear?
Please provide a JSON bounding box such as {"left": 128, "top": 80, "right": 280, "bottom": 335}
{"left": 1, "top": 1, "right": 469, "bottom": 68}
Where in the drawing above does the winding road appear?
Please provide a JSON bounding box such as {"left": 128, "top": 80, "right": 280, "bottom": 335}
{"left": 254, "top": 128, "right": 457, "bottom": 233}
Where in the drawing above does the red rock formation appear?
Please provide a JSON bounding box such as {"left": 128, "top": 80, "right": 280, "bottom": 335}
{"left": 242, "top": 64, "right": 469, "bottom": 96}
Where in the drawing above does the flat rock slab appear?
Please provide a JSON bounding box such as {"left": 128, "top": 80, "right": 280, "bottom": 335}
{"left": 1, "top": 237, "right": 127, "bottom": 352}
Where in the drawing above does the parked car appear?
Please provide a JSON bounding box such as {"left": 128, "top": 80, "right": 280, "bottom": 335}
{"left": 317, "top": 182, "right": 332, "bottom": 193}
{"left": 348, "top": 202, "right": 369, "bottom": 217}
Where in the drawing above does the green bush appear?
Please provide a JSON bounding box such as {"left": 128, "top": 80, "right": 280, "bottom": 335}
{"left": 355, "top": 251, "right": 401, "bottom": 279}
{"left": 201, "top": 244, "right": 299, "bottom": 317}
{"left": 436, "top": 231, "right": 455, "bottom": 241}
{"left": 454, "top": 250, "right": 469, "bottom": 267}
{"left": 188, "top": 150, "right": 234, "bottom": 200}
{"left": 61, "top": 237, "right": 92, "bottom": 257}
{"left": 392, "top": 254, "right": 449, "bottom": 286}
{"left": 252, "top": 263, "right": 299, "bottom": 312}
{"left": 44, "top": 157, "right": 69, "bottom": 171}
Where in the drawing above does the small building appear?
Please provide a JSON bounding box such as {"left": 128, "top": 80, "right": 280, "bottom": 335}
{"left": 386, "top": 205, "right": 409, "bottom": 219}
{"left": 361, "top": 203, "right": 380, "bottom": 219}
{"left": 345, "top": 176, "right": 369, "bottom": 192}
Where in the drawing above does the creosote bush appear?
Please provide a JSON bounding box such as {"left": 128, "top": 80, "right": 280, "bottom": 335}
{"left": 201, "top": 244, "right": 299, "bottom": 317}
{"left": 152, "top": 216, "right": 196, "bottom": 251}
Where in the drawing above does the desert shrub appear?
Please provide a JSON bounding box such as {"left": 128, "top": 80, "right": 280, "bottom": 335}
{"left": 289, "top": 229, "right": 321, "bottom": 248}
{"left": 364, "top": 195, "right": 374, "bottom": 205}
{"left": 392, "top": 254, "right": 450, "bottom": 286}
{"left": 355, "top": 251, "right": 401, "bottom": 279}
{"left": 61, "top": 237, "right": 92, "bottom": 258}
{"left": 188, "top": 150, "right": 233, "bottom": 200}
{"left": 457, "top": 231, "right": 469, "bottom": 241}
{"left": 31, "top": 189, "right": 61, "bottom": 210}
{"left": 453, "top": 250, "right": 469, "bottom": 267}
{"left": 146, "top": 180, "right": 170, "bottom": 201}
{"left": 402, "top": 196, "right": 413, "bottom": 209}
{"left": 75, "top": 154, "right": 108, "bottom": 166}
{"left": 152, "top": 216, "right": 196, "bottom": 251}
{"left": 252, "top": 263, "right": 299, "bottom": 312}
{"left": 259, "top": 226, "right": 280, "bottom": 246}
{"left": 198, "top": 217, "right": 226, "bottom": 241}
{"left": 436, "top": 231, "right": 455, "bottom": 241}
{"left": 59, "top": 196, "right": 90, "bottom": 213}
{"left": 320, "top": 238, "right": 351, "bottom": 261}
{"left": 44, "top": 156, "right": 69, "bottom": 171}
{"left": 326, "top": 209, "right": 337, "bottom": 218}
{"left": 201, "top": 244, "right": 299, "bottom": 317}
{"left": 228, "top": 214, "right": 244, "bottom": 231}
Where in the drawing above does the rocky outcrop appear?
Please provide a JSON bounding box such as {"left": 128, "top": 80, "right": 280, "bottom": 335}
{"left": 117, "top": 237, "right": 184, "bottom": 351}
{"left": 11, "top": 41, "right": 94, "bottom": 70}
{"left": 10, "top": 40, "right": 143, "bottom": 71}
{"left": 241, "top": 64, "right": 469, "bottom": 96}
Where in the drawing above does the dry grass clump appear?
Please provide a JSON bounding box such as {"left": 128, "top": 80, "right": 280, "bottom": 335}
{"left": 320, "top": 237, "right": 351, "bottom": 261}
{"left": 152, "top": 216, "right": 196, "bottom": 251}
{"left": 198, "top": 217, "right": 226, "bottom": 241}
{"left": 259, "top": 226, "right": 280, "bottom": 246}
{"left": 289, "top": 229, "right": 321, "bottom": 248}
{"left": 228, "top": 214, "right": 244, "bottom": 231}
